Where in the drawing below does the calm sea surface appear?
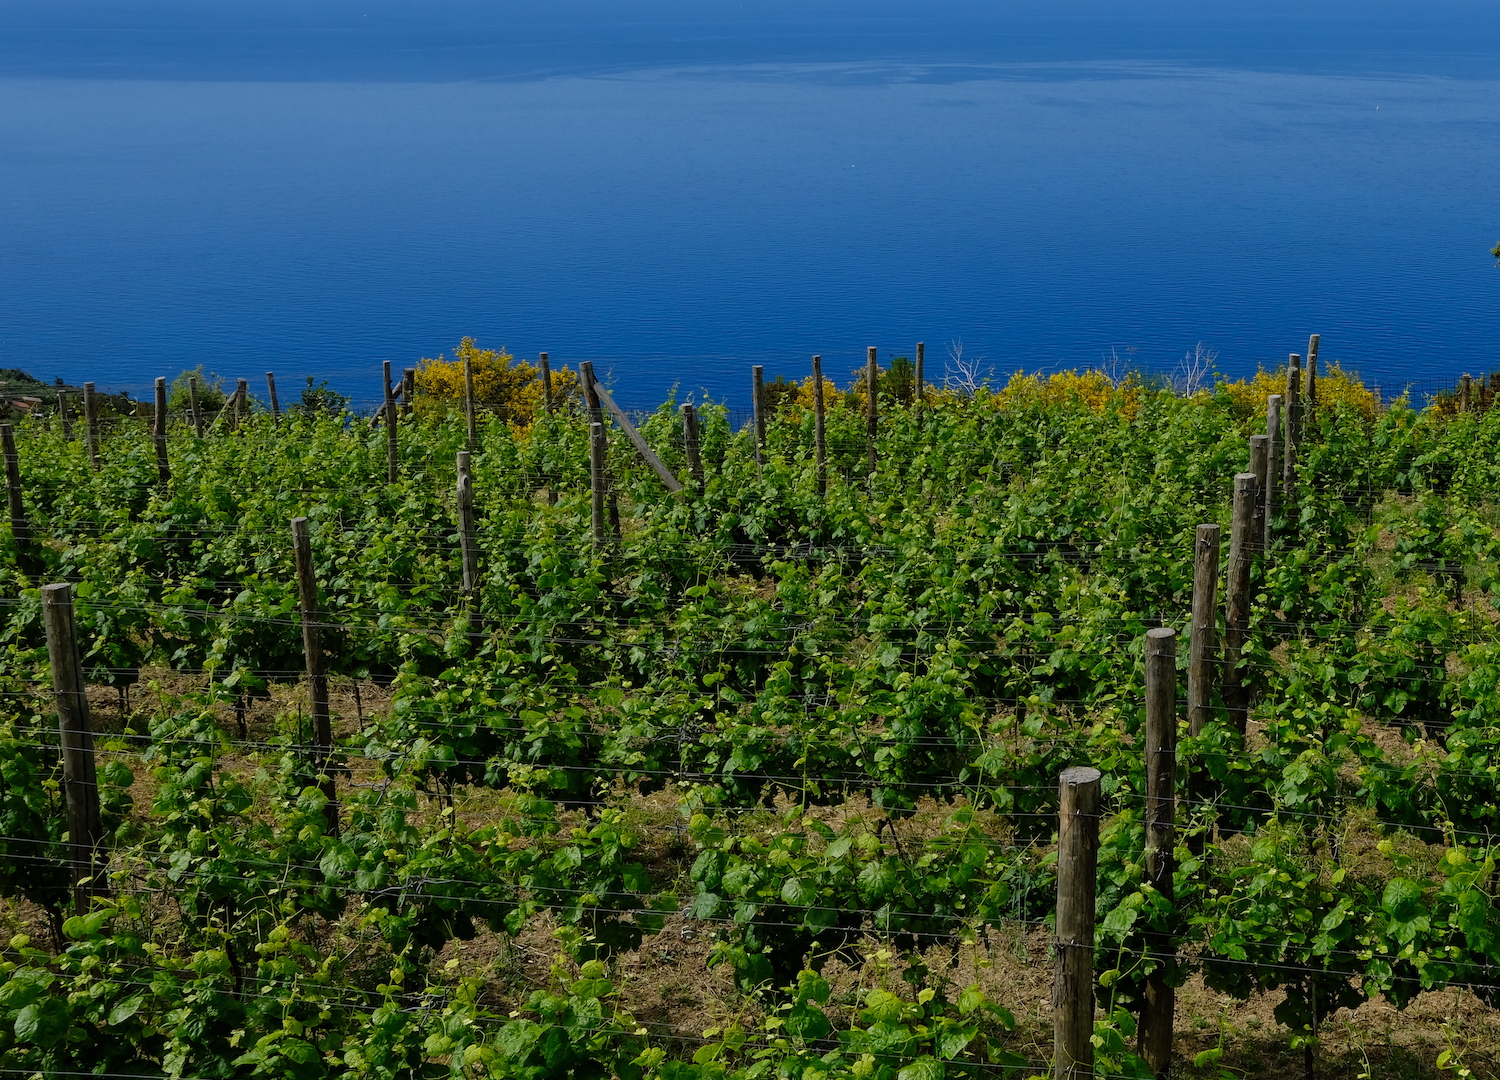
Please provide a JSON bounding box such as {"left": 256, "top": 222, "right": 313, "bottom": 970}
{"left": 2, "top": 4, "right": 1499, "bottom": 408}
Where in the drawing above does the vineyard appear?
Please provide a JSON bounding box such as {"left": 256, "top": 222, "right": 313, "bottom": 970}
{"left": 2, "top": 350, "right": 1500, "bottom": 1079}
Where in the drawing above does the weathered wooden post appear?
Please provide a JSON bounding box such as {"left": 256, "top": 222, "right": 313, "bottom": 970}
{"left": 463, "top": 351, "right": 477, "bottom": 451}
{"left": 266, "top": 372, "right": 281, "bottom": 422}
{"left": 1305, "top": 334, "right": 1319, "bottom": 421}
{"left": 579, "top": 361, "right": 605, "bottom": 428}
{"left": 210, "top": 387, "right": 236, "bottom": 433}
{"left": 914, "top": 341, "right": 925, "bottom": 428}
{"left": 83, "top": 382, "right": 100, "bottom": 469}
{"left": 237, "top": 379, "right": 250, "bottom": 429}
{"left": 42, "top": 583, "right": 104, "bottom": 911}
{"left": 382, "top": 361, "right": 399, "bottom": 484}
{"left": 530, "top": 353, "right": 558, "bottom": 500}
{"left": 456, "top": 451, "right": 480, "bottom": 598}
{"left": 589, "top": 420, "right": 606, "bottom": 549}
{"left": 1264, "top": 394, "right": 1282, "bottom": 550}
{"left": 680, "top": 404, "right": 704, "bottom": 489}
{"left": 812, "top": 355, "right": 827, "bottom": 497}
{"left": 1139, "top": 628, "right": 1178, "bottom": 1076}
{"left": 1460, "top": 374, "right": 1472, "bottom": 414}
{"left": 578, "top": 362, "right": 619, "bottom": 535}
{"left": 1, "top": 425, "right": 31, "bottom": 578}
{"left": 1186, "top": 521, "right": 1220, "bottom": 857}
{"left": 187, "top": 377, "right": 203, "bottom": 438}
{"left": 585, "top": 374, "right": 681, "bottom": 493}
{"left": 752, "top": 365, "right": 766, "bottom": 466}
{"left": 290, "top": 517, "right": 337, "bottom": 834}
{"left": 1249, "top": 434, "right": 1269, "bottom": 549}
{"left": 1054, "top": 765, "right": 1102, "bottom": 1080}
{"left": 1188, "top": 524, "right": 1220, "bottom": 738}
{"left": 865, "top": 346, "right": 878, "bottom": 478}
{"left": 1222, "top": 473, "right": 1257, "bottom": 735}
{"left": 154, "top": 377, "right": 171, "bottom": 493}
{"left": 1283, "top": 355, "right": 1301, "bottom": 495}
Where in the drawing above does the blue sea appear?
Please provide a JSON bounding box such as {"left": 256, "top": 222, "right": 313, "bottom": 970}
{"left": 1, "top": 1, "right": 1499, "bottom": 410}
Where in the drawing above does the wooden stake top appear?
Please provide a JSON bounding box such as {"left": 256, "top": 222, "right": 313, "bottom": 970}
{"left": 1059, "top": 765, "right": 1102, "bottom": 786}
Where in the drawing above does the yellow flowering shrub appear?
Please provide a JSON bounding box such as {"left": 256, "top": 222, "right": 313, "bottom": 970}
{"left": 992, "top": 370, "right": 1140, "bottom": 418}
{"left": 1422, "top": 373, "right": 1497, "bottom": 418}
{"left": 839, "top": 359, "right": 918, "bottom": 411}
{"left": 842, "top": 377, "right": 868, "bottom": 413}
{"left": 788, "top": 374, "right": 846, "bottom": 411}
{"left": 414, "top": 337, "right": 579, "bottom": 423}
{"left": 1219, "top": 363, "right": 1377, "bottom": 423}
{"left": 840, "top": 372, "right": 919, "bottom": 410}
{"left": 732, "top": 360, "right": 955, "bottom": 415}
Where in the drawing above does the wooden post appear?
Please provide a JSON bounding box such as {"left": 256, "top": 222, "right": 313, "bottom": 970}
{"left": 1248, "top": 434, "right": 1269, "bottom": 549}
{"left": 865, "top": 346, "right": 878, "bottom": 478}
{"left": 1186, "top": 522, "right": 1220, "bottom": 858}
{"left": 914, "top": 341, "right": 925, "bottom": 429}
{"left": 83, "top": 382, "right": 100, "bottom": 469}
{"left": 812, "top": 355, "right": 827, "bottom": 496}
{"left": 539, "top": 355, "right": 559, "bottom": 495}
{"left": 402, "top": 367, "right": 416, "bottom": 417}
{"left": 42, "top": 583, "right": 104, "bottom": 911}
{"left": 188, "top": 377, "right": 203, "bottom": 438}
{"left": 456, "top": 451, "right": 480, "bottom": 598}
{"left": 382, "top": 361, "right": 398, "bottom": 484}
{"left": 464, "top": 352, "right": 477, "bottom": 451}
{"left": 578, "top": 363, "right": 616, "bottom": 537}
{"left": 153, "top": 377, "right": 170, "bottom": 493}
{"left": 228, "top": 382, "right": 240, "bottom": 430}
{"left": 680, "top": 404, "right": 704, "bottom": 489}
{"left": 1187, "top": 524, "right": 1220, "bottom": 738}
{"left": 1460, "top": 374, "right": 1472, "bottom": 414}
{"left": 266, "top": 372, "right": 281, "bottom": 422}
{"left": 2, "top": 425, "right": 31, "bottom": 578}
{"left": 1283, "top": 355, "right": 1301, "bottom": 495}
{"left": 1264, "top": 395, "right": 1282, "bottom": 550}
{"left": 752, "top": 365, "right": 765, "bottom": 466}
{"left": 589, "top": 421, "right": 606, "bottom": 549}
{"left": 1139, "top": 628, "right": 1178, "bottom": 1076}
{"left": 1305, "top": 335, "right": 1319, "bottom": 421}
{"left": 290, "top": 518, "right": 337, "bottom": 834}
{"left": 1054, "top": 765, "right": 1102, "bottom": 1080}
{"left": 227, "top": 379, "right": 246, "bottom": 432}
{"left": 1222, "top": 473, "right": 1257, "bottom": 735}
{"left": 579, "top": 361, "right": 605, "bottom": 428}
{"left": 210, "top": 388, "right": 236, "bottom": 433}
{"left": 584, "top": 376, "right": 682, "bottom": 492}
{"left": 58, "top": 391, "right": 73, "bottom": 441}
